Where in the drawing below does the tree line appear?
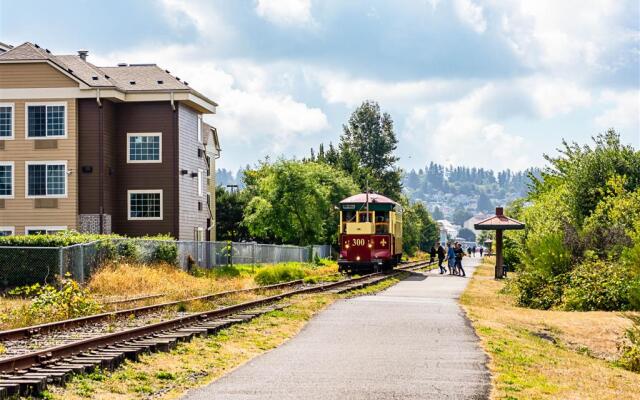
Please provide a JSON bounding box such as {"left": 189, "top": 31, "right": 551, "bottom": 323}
{"left": 216, "top": 100, "right": 439, "bottom": 255}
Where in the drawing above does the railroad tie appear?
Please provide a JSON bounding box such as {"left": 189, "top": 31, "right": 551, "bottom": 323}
{"left": 0, "top": 383, "right": 20, "bottom": 398}
{"left": 0, "top": 378, "right": 46, "bottom": 397}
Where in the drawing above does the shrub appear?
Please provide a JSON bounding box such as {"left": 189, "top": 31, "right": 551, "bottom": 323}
{"left": 153, "top": 242, "right": 178, "bottom": 265}
{"left": 561, "top": 259, "right": 639, "bottom": 311}
{"left": 254, "top": 263, "right": 306, "bottom": 286}
{"left": 118, "top": 241, "right": 140, "bottom": 262}
{"left": 0, "top": 231, "right": 121, "bottom": 247}
{"left": 617, "top": 315, "right": 640, "bottom": 373}
{"left": 6, "top": 275, "right": 101, "bottom": 325}
{"left": 512, "top": 269, "right": 568, "bottom": 309}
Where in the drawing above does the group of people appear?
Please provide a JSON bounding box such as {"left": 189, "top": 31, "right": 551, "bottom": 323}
{"left": 465, "top": 246, "right": 484, "bottom": 257}
{"left": 429, "top": 242, "right": 470, "bottom": 277}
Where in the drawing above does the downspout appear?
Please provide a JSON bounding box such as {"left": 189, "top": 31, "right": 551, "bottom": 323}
{"left": 172, "top": 92, "right": 179, "bottom": 238}
{"left": 97, "top": 89, "right": 104, "bottom": 234}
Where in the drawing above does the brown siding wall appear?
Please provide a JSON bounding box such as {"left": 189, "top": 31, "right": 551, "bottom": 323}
{"left": 112, "top": 102, "right": 177, "bottom": 237}
{"left": 0, "top": 63, "right": 78, "bottom": 88}
{"left": 78, "top": 99, "right": 116, "bottom": 216}
{"left": 0, "top": 99, "right": 78, "bottom": 234}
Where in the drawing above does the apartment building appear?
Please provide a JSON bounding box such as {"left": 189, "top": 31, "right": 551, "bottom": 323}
{"left": 0, "top": 42, "right": 220, "bottom": 239}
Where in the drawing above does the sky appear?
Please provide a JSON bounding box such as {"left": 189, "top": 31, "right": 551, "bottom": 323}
{"left": 2, "top": 0, "right": 639, "bottom": 173}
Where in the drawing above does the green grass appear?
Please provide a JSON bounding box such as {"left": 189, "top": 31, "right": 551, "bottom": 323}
{"left": 254, "top": 263, "right": 307, "bottom": 285}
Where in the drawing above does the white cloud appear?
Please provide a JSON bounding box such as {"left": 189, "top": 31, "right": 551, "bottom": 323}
{"left": 314, "top": 71, "right": 472, "bottom": 110}
{"left": 595, "top": 89, "right": 640, "bottom": 132}
{"left": 493, "top": 0, "right": 634, "bottom": 75}
{"left": 160, "top": 0, "right": 233, "bottom": 42}
{"left": 255, "top": 0, "right": 314, "bottom": 27}
{"left": 453, "top": 0, "right": 487, "bottom": 33}
{"left": 525, "top": 77, "right": 592, "bottom": 118}
{"left": 402, "top": 84, "right": 533, "bottom": 171}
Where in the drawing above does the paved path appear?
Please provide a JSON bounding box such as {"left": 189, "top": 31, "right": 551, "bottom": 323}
{"left": 183, "top": 257, "right": 490, "bottom": 400}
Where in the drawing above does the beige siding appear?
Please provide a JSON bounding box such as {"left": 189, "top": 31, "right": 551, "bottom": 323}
{"left": 0, "top": 63, "right": 78, "bottom": 88}
{"left": 0, "top": 99, "right": 78, "bottom": 234}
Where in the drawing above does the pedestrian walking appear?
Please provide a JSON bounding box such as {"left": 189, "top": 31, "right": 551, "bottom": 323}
{"left": 437, "top": 242, "right": 446, "bottom": 274}
{"left": 479, "top": 247, "right": 484, "bottom": 257}
{"left": 446, "top": 243, "right": 455, "bottom": 275}
{"left": 429, "top": 245, "right": 436, "bottom": 264}
{"left": 467, "top": 246, "right": 472, "bottom": 257}
{"left": 472, "top": 245, "right": 477, "bottom": 257}
{"left": 455, "top": 243, "right": 466, "bottom": 277}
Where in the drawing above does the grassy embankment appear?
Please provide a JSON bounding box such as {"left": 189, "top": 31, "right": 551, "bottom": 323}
{"left": 0, "top": 261, "right": 339, "bottom": 330}
{"left": 461, "top": 258, "right": 639, "bottom": 400}
{"left": 42, "top": 271, "right": 405, "bottom": 399}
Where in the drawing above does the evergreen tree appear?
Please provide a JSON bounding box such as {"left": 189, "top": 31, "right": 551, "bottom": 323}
{"left": 340, "top": 100, "right": 402, "bottom": 199}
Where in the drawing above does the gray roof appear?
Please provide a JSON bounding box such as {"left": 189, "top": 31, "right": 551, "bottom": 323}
{"left": 100, "top": 65, "right": 189, "bottom": 91}
{"left": 56, "top": 55, "right": 114, "bottom": 87}
{"left": 0, "top": 42, "right": 218, "bottom": 107}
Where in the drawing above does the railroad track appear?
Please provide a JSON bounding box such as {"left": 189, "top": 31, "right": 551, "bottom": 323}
{"left": 0, "top": 260, "right": 432, "bottom": 398}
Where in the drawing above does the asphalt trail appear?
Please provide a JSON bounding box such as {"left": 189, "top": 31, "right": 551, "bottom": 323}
{"left": 183, "top": 257, "right": 490, "bottom": 399}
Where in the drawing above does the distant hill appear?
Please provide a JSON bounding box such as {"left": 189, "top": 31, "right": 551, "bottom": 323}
{"left": 404, "top": 162, "right": 540, "bottom": 220}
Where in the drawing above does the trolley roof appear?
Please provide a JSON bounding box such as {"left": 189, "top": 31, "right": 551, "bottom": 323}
{"left": 339, "top": 193, "right": 400, "bottom": 211}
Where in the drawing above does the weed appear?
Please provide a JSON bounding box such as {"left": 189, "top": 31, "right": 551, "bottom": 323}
{"left": 254, "top": 264, "right": 306, "bottom": 285}
{"left": 155, "top": 371, "right": 176, "bottom": 380}
{"left": 617, "top": 314, "right": 640, "bottom": 372}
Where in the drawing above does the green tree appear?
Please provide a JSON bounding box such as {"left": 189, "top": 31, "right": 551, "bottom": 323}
{"left": 401, "top": 200, "right": 439, "bottom": 255}
{"left": 215, "top": 186, "right": 250, "bottom": 241}
{"left": 452, "top": 208, "right": 472, "bottom": 226}
{"left": 340, "top": 100, "right": 402, "bottom": 199}
{"left": 477, "top": 192, "right": 493, "bottom": 212}
{"left": 242, "top": 160, "right": 359, "bottom": 245}
{"left": 458, "top": 228, "right": 476, "bottom": 242}
{"left": 431, "top": 206, "right": 444, "bottom": 220}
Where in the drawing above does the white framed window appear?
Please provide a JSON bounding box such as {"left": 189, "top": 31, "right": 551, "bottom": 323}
{"left": 0, "top": 103, "right": 14, "bottom": 139}
{"left": 198, "top": 169, "right": 204, "bottom": 197}
{"left": 25, "top": 226, "right": 67, "bottom": 235}
{"left": 25, "top": 102, "right": 67, "bottom": 139}
{"left": 197, "top": 115, "right": 203, "bottom": 143}
{"left": 25, "top": 161, "right": 67, "bottom": 198}
{"left": 0, "top": 226, "right": 15, "bottom": 236}
{"left": 127, "top": 132, "right": 162, "bottom": 163}
{"left": 128, "top": 190, "right": 163, "bottom": 220}
{"left": 0, "top": 161, "right": 14, "bottom": 198}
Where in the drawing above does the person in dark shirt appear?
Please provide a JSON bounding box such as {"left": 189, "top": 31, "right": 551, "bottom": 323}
{"left": 454, "top": 243, "right": 466, "bottom": 277}
{"left": 437, "top": 242, "right": 446, "bottom": 274}
{"left": 429, "top": 245, "right": 436, "bottom": 264}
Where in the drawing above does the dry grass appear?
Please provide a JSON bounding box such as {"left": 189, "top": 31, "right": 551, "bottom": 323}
{"left": 461, "top": 259, "right": 639, "bottom": 399}
{"left": 87, "top": 263, "right": 251, "bottom": 301}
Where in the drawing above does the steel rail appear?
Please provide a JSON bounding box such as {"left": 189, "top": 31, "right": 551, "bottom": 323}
{"left": 0, "top": 268, "right": 411, "bottom": 373}
{"left": 0, "top": 278, "right": 309, "bottom": 341}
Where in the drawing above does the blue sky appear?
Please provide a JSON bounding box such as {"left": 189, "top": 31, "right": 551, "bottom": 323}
{"left": 2, "top": 0, "right": 639, "bottom": 173}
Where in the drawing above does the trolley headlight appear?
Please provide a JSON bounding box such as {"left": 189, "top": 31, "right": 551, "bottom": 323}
{"left": 356, "top": 256, "right": 361, "bottom": 261}
{"left": 345, "top": 244, "right": 350, "bottom": 249}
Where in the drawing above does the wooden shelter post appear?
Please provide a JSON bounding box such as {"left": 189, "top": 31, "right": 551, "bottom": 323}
{"left": 474, "top": 206, "right": 525, "bottom": 280}
{"left": 495, "top": 229, "right": 503, "bottom": 279}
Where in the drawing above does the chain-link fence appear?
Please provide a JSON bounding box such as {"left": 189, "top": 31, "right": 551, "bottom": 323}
{"left": 0, "top": 240, "right": 333, "bottom": 288}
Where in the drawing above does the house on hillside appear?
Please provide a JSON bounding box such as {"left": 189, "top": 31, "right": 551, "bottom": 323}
{"left": 0, "top": 42, "right": 220, "bottom": 240}
{"left": 463, "top": 214, "right": 489, "bottom": 237}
